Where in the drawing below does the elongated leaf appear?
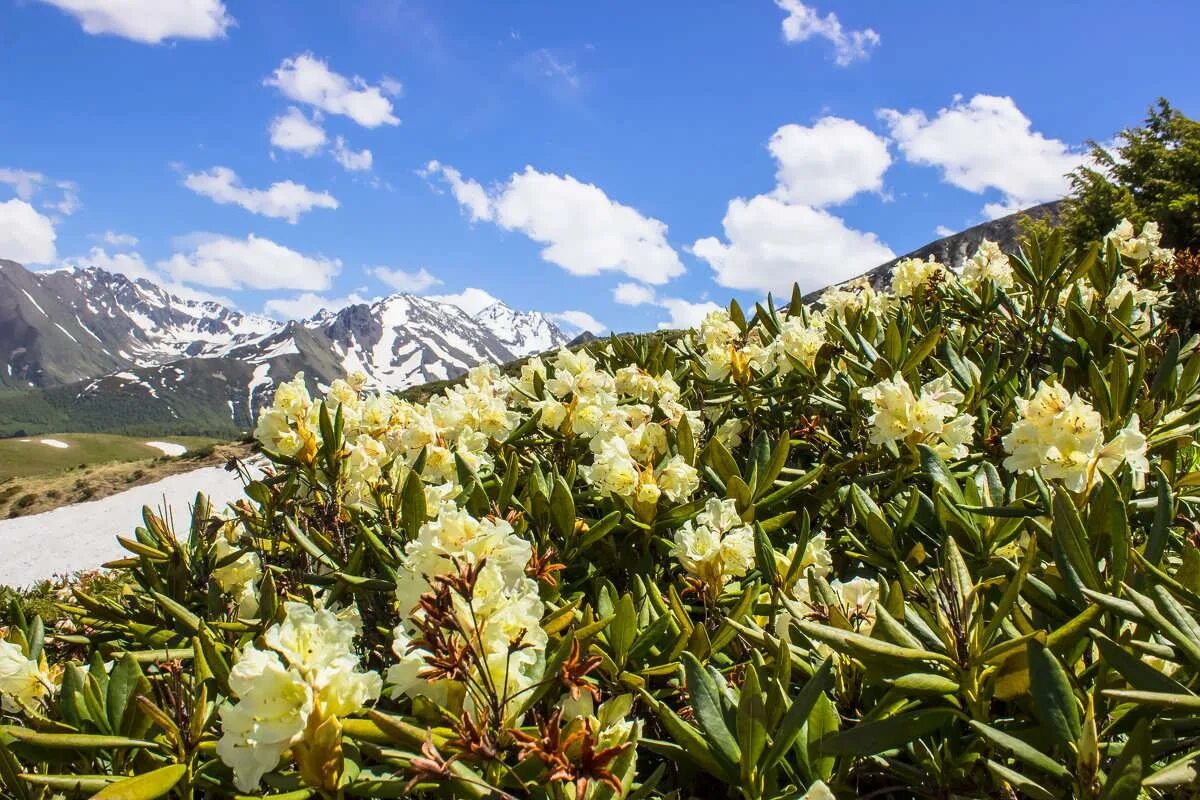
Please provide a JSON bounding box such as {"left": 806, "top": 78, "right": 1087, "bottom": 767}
{"left": 761, "top": 657, "right": 833, "bottom": 770}
{"left": 91, "top": 765, "right": 186, "bottom": 800}
{"left": 1027, "top": 639, "right": 1080, "bottom": 747}
{"left": 681, "top": 652, "right": 741, "bottom": 772}
{"left": 818, "top": 708, "right": 957, "bottom": 755}
{"left": 968, "top": 720, "right": 1071, "bottom": 780}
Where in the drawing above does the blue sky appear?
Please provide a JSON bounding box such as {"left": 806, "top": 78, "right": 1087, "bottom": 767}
{"left": 1, "top": 0, "right": 1197, "bottom": 332}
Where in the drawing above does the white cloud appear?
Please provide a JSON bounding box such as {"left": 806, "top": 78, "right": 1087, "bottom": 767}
{"left": 159, "top": 234, "right": 341, "bottom": 290}
{"left": 263, "top": 290, "right": 370, "bottom": 320}
{"left": 99, "top": 230, "right": 139, "bottom": 248}
{"left": 0, "top": 199, "right": 57, "bottom": 264}
{"left": 428, "top": 287, "right": 500, "bottom": 316}
{"left": 613, "top": 281, "right": 657, "bottom": 306}
{"left": 551, "top": 310, "right": 607, "bottom": 334}
{"left": 657, "top": 297, "right": 722, "bottom": 330}
{"left": 770, "top": 118, "right": 891, "bottom": 206}
{"left": 0, "top": 169, "right": 80, "bottom": 216}
{"left": 879, "top": 94, "right": 1085, "bottom": 219}
{"left": 265, "top": 53, "right": 400, "bottom": 128}
{"left": 421, "top": 160, "right": 492, "bottom": 222}
{"left": 372, "top": 266, "right": 441, "bottom": 293}
{"left": 183, "top": 166, "right": 338, "bottom": 223}
{"left": 694, "top": 194, "right": 892, "bottom": 295}
{"left": 426, "top": 162, "right": 685, "bottom": 285}
{"left": 694, "top": 119, "right": 894, "bottom": 295}
{"left": 332, "top": 137, "right": 373, "bottom": 172}
{"left": 47, "top": 181, "right": 80, "bottom": 216}
{"left": 934, "top": 224, "right": 955, "bottom": 238}
{"left": 38, "top": 0, "right": 233, "bottom": 44}
{"left": 611, "top": 281, "right": 721, "bottom": 331}
{"left": 0, "top": 168, "right": 45, "bottom": 200}
{"left": 65, "top": 247, "right": 156, "bottom": 283}
{"left": 775, "top": 0, "right": 879, "bottom": 66}
{"left": 269, "top": 107, "right": 326, "bottom": 156}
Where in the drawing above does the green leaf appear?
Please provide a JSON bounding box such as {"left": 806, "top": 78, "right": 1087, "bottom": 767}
{"left": 817, "top": 708, "right": 957, "bottom": 755}
{"left": 399, "top": 469, "right": 427, "bottom": 538}
{"left": 105, "top": 654, "right": 147, "bottom": 738}
{"left": 1027, "top": 639, "right": 1081, "bottom": 747}
{"left": 549, "top": 475, "right": 577, "bottom": 538}
{"left": 1099, "top": 718, "right": 1149, "bottom": 800}
{"left": 681, "top": 652, "right": 741, "bottom": 773}
{"left": 610, "top": 594, "right": 636, "bottom": 668}
{"left": 968, "top": 720, "right": 1071, "bottom": 780}
{"left": 90, "top": 765, "right": 186, "bottom": 800}
{"left": 761, "top": 657, "right": 833, "bottom": 770}
{"left": 0, "top": 729, "right": 157, "bottom": 750}
{"left": 918, "top": 445, "right": 964, "bottom": 504}
{"left": 1144, "top": 467, "right": 1173, "bottom": 567}
{"left": 735, "top": 665, "right": 767, "bottom": 783}
{"left": 1051, "top": 487, "right": 1102, "bottom": 594}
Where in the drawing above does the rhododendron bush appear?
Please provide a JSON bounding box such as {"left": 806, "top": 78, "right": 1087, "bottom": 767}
{"left": 4, "top": 221, "right": 1200, "bottom": 798}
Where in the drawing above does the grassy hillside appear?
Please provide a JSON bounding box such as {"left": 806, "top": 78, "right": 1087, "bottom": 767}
{"left": 0, "top": 433, "right": 216, "bottom": 482}
{"left": 0, "top": 439, "right": 252, "bottom": 518}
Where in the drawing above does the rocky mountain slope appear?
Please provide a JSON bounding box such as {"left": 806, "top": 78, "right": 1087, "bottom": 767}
{"left": 804, "top": 201, "right": 1062, "bottom": 301}
{"left": 0, "top": 260, "right": 569, "bottom": 435}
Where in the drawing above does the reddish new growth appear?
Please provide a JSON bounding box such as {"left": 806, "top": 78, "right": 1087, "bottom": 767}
{"left": 511, "top": 709, "right": 631, "bottom": 798}
{"left": 559, "top": 638, "right": 602, "bottom": 703}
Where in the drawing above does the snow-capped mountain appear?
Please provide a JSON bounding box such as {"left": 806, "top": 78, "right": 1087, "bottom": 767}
{"left": 0, "top": 258, "right": 571, "bottom": 435}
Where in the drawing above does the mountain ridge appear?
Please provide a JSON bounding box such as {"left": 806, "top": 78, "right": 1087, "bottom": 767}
{"left": 0, "top": 259, "right": 570, "bottom": 435}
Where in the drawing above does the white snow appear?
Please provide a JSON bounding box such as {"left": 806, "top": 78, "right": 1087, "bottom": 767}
{"left": 0, "top": 462, "right": 262, "bottom": 587}
{"left": 40, "top": 438, "right": 69, "bottom": 449}
{"left": 20, "top": 289, "right": 48, "bottom": 318}
{"left": 54, "top": 322, "right": 80, "bottom": 344}
{"left": 144, "top": 441, "right": 187, "bottom": 456}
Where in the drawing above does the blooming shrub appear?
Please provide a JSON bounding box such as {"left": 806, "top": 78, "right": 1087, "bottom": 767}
{"left": 2, "top": 221, "right": 1200, "bottom": 799}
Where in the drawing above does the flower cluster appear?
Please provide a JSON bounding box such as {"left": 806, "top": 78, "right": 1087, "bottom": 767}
{"left": 861, "top": 373, "right": 976, "bottom": 458}
{"left": 1001, "top": 379, "right": 1148, "bottom": 492}
{"left": 1106, "top": 219, "right": 1175, "bottom": 266}
{"left": 217, "top": 603, "right": 382, "bottom": 791}
{"left": 389, "top": 502, "right": 546, "bottom": 720}
{"left": 960, "top": 239, "right": 1015, "bottom": 289}
{"left": 671, "top": 497, "right": 755, "bottom": 596}
{"left": 890, "top": 255, "right": 948, "bottom": 298}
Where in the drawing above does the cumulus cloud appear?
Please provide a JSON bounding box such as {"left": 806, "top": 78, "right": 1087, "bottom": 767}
{"left": 420, "top": 160, "right": 492, "bottom": 222}
{"left": 775, "top": 0, "right": 879, "bottom": 65}
{"left": 551, "top": 310, "right": 607, "bottom": 334}
{"left": 770, "top": 118, "right": 891, "bottom": 206}
{"left": 657, "top": 297, "right": 721, "bottom": 330}
{"left": 99, "top": 230, "right": 139, "bottom": 248}
{"left": 428, "top": 287, "right": 500, "bottom": 316}
{"left": 183, "top": 166, "right": 338, "bottom": 223}
{"left": 265, "top": 53, "right": 400, "bottom": 128}
{"left": 694, "top": 194, "right": 892, "bottom": 295}
{"left": 879, "top": 94, "right": 1085, "bottom": 219}
{"left": 0, "top": 199, "right": 57, "bottom": 264}
{"left": 613, "top": 281, "right": 657, "bottom": 306}
{"left": 0, "top": 168, "right": 45, "bottom": 200}
{"left": 332, "top": 137, "right": 373, "bottom": 172}
{"left": 37, "top": 0, "right": 233, "bottom": 44}
{"left": 0, "top": 169, "right": 81, "bottom": 217}
{"left": 693, "top": 118, "right": 894, "bottom": 295}
{"left": 61, "top": 246, "right": 232, "bottom": 304}
{"left": 269, "top": 107, "right": 327, "bottom": 156}
{"left": 372, "top": 266, "right": 441, "bottom": 293}
{"left": 263, "top": 290, "right": 371, "bottom": 320}
{"left": 611, "top": 281, "right": 721, "bottom": 331}
{"left": 425, "top": 162, "right": 685, "bottom": 285}
{"left": 159, "top": 233, "right": 341, "bottom": 291}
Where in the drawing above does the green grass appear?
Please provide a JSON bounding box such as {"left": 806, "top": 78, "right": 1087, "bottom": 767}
{"left": 0, "top": 433, "right": 216, "bottom": 482}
